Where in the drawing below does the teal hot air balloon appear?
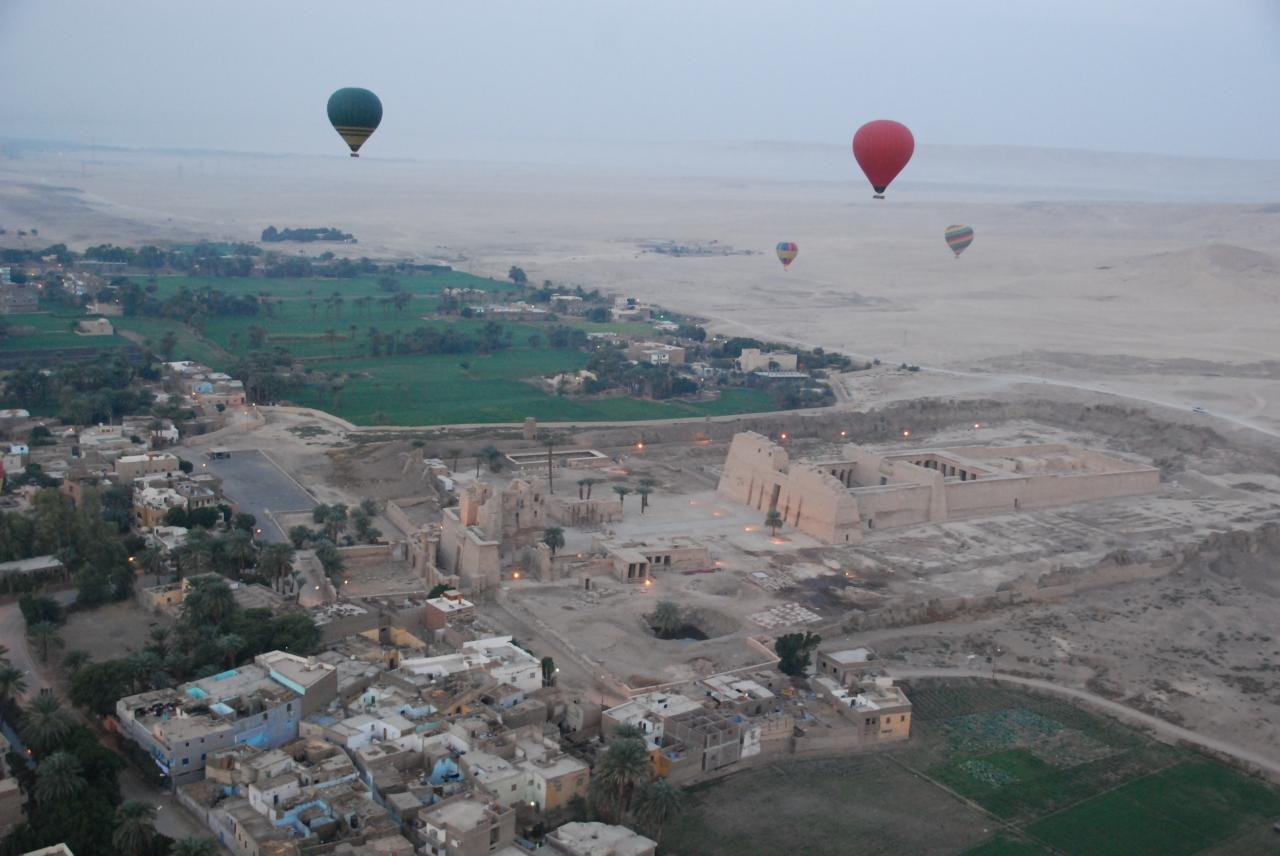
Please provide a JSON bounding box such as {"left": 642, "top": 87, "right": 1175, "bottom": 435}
{"left": 327, "top": 88, "right": 383, "bottom": 157}
{"left": 944, "top": 224, "right": 974, "bottom": 258}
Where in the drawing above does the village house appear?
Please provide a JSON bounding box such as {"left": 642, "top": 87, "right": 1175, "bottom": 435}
{"left": 116, "top": 651, "right": 338, "bottom": 786}
{"left": 735, "top": 348, "right": 799, "bottom": 372}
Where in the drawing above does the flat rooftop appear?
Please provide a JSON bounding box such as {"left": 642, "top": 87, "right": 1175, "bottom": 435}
{"left": 549, "top": 821, "right": 656, "bottom": 856}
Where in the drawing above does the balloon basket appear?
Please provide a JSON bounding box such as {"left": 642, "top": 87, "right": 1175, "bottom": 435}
{"left": 350, "top": 153, "right": 360, "bottom": 158}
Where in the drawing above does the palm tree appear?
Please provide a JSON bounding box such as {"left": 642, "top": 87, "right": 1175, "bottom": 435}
{"left": 765, "top": 510, "right": 783, "bottom": 537}
{"left": 650, "top": 600, "right": 682, "bottom": 639}
{"left": 26, "top": 621, "right": 64, "bottom": 664}
{"left": 182, "top": 576, "right": 236, "bottom": 627}
{"left": 632, "top": 778, "right": 685, "bottom": 846}
{"left": 0, "top": 664, "right": 27, "bottom": 707}
{"left": 0, "top": 642, "right": 10, "bottom": 662}
{"left": 581, "top": 477, "right": 598, "bottom": 500}
{"left": 476, "top": 444, "right": 499, "bottom": 477}
{"left": 34, "top": 751, "right": 86, "bottom": 804}
{"left": 224, "top": 528, "right": 256, "bottom": 576}
{"left": 112, "top": 800, "right": 158, "bottom": 856}
{"left": 258, "top": 543, "right": 295, "bottom": 591}
{"left": 446, "top": 448, "right": 463, "bottom": 472}
{"left": 544, "top": 433, "right": 565, "bottom": 494}
{"left": 138, "top": 546, "right": 167, "bottom": 585}
{"left": 169, "top": 837, "right": 219, "bottom": 856}
{"left": 146, "top": 626, "right": 171, "bottom": 659}
{"left": 638, "top": 477, "right": 656, "bottom": 514}
{"left": 542, "top": 527, "right": 565, "bottom": 558}
{"left": 24, "top": 693, "right": 75, "bottom": 755}
{"left": 592, "top": 737, "right": 650, "bottom": 821}
{"left": 215, "top": 633, "right": 245, "bottom": 669}
{"left": 613, "top": 485, "right": 632, "bottom": 510}
{"left": 540, "top": 656, "right": 556, "bottom": 687}
{"left": 61, "top": 649, "right": 90, "bottom": 677}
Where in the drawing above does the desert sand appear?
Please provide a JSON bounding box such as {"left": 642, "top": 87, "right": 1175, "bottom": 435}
{"left": 3, "top": 141, "right": 1278, "bottom": 436}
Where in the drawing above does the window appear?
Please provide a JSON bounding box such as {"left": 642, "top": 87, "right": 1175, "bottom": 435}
{"left": 287, "top": 703, "right": 293, "bottom": 713}
{"left": 182, "top": 758, "right": 189, "bottom": 766}
{"left": 201, "top": 753, "right": 206, "bottom": 761}
{"left": 262, "top": 713, "right": 268, "bottom": 721}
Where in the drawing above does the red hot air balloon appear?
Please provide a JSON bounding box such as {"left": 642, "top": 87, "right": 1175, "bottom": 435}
{"left": 852, "top": 120, "right": 914, "bottom": 199}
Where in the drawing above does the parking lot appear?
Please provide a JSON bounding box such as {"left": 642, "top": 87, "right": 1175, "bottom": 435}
{"left": 201, "top": 449, "right": 317, "bottom": 542}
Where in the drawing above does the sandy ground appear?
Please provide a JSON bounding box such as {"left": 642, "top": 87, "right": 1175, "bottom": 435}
{"left": 7, "top": 144, "right": 1280, "bottom": 763}
{"left": 4, "top": 146, "right": 1279, "bottom": 436}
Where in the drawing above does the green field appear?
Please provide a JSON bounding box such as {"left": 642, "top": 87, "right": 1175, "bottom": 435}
{"left": 145, "top": 270, "right": 521, "bottom": 305}
{"left": 0, "top": 312, "right": 128, "bottom": 352}
{"left": 106, "top": 272, "right": 781, "bottom": 425}
{"left": 290, "top": 353, "right": 777, "bottom": 424}
{"left": 665, "top": 681, "right": 1280, "bottom": 856}
{"left": 7, "top": 272, "right": 786, "bottom": 425}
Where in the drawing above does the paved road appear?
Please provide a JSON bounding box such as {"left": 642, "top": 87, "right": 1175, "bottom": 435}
{"left": 895, "top": 667, "right": 1280, "bottom": 781}
{"left": 200, "top": 449, "right": 317, "bottom": 542}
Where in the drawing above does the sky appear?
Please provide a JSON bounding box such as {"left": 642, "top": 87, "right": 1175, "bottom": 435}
{"left": 2, "top": 0, "right": 1279, "bottom": 161}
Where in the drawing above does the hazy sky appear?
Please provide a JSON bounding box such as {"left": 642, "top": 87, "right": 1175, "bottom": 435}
{"left": 2, "top": 1, "right": 1278, "bottom": 160}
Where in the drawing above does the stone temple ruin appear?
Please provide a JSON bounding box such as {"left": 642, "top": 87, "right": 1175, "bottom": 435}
{"left": 717, "top": 431, "right": 1159, "bottom": 545}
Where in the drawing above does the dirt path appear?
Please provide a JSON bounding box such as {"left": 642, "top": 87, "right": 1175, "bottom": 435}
{"left": 894, "top": 667, "right": 1280, "bottom": 782}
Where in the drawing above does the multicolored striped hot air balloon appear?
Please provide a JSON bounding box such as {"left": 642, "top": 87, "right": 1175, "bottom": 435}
{"left": 944, "top": 224, "right": 974, "bottom": 258}
{"left": 327, "top": 88, "right": 383, "bottom": 157}
{"left": 776, "top": 241, "right": 799, "bottom": 270}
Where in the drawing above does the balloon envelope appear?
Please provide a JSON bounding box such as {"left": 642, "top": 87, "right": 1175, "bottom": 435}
{"left": 852, "top": 120, "right": 914, "bottom": 197}
{"left": 944, "top": 224, "right": 974, "bottom": 257}
{"left": 327, "top": 88, "right": 383, "bottom": 156}
{"left": 776, "top": 241, "right": 798, "bottom": 269}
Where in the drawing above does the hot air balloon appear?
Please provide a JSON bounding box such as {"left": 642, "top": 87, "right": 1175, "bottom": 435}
{"left": 944, "top": 224, "right": 974, "bottom": 258}
{"left": 852, "top": 120, "right": 914, "bottom": 198}
{"left": 776, "top": 241, "right": 798, "bottom": 270}
{"left": 327, "top": 88, "right": 383, "bottom": 157}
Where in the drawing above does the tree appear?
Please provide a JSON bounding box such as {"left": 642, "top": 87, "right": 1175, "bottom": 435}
{"left": 508, "top": 265, "right": 528, "bottom": 284}
{"left": 137, "top": 546, "right": 167, "bottom": 585}
{"left": 446, "top": 448, "right": 463, "bottom": 472}
{"left": 543, "top": 434, "right": 565, "bottom": 494}
{"left": 23, "top": 693, "right": 75, "bottom": 755}
{"left": 34, "top": 750, "right": 86, "bottom": 804}
{"left": 540, "top": 656, "right": 556, "bottom": 687}
{"left": 475, "top": 444, "right": 499, "bottom": 477}
{"left": 0, "top": 664, "right": 27, "bottom": 708}
{"left": 542, "top": 527, "right": 565, "bottom": 558}
{"left": 637, "top": 485, "right": 651, "bottom": 514}
{"left": 632, "top": 778, "right": 684, "bottom": 846}
{"left": 27, "top": 621, "right": 64, "bottom": 664}
{"left": 61, "top": 649, "right": 90, "bottom": 677}
{"left": 427, "top": 583, "right": 453, "bottom": 599}
{"left": 650, "top": 600, "right": 682, "bottom": 639}
{"left": 592, "top": 737, "right": 650, "bottom": 821}
{"left": 170, "top": 837, "right": 219, "bottom": 856}
{"left": 287, "top": 525, "right": 314, "bottom": 549}
{"left": 69, "top": 659, "right": 134, "bottom": 716}
{"left": 182, "top": 576, "right": 236, "bottom": 627}
{"left": 612, "top": 484, "right": 631, "bottom": 509}
{"left": 112, "top": 800, "right": 158, "bottom": 856}
{"left": 232, "top": 512, "right": 257, "bottom": 533}
{"left": 774, "top": 631, "right": 822, "bottom": 677}
{"left": 765, "top": 510, "right": 783, "bottom": 537}
{"left": 215, "top": 633, "right": 245, "bottom": 669}
{"left": 257, "top": 542, "right": 295, "bottom": 590}
{"left": 224, "top": 528, "right": 256, "bottom": 575}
